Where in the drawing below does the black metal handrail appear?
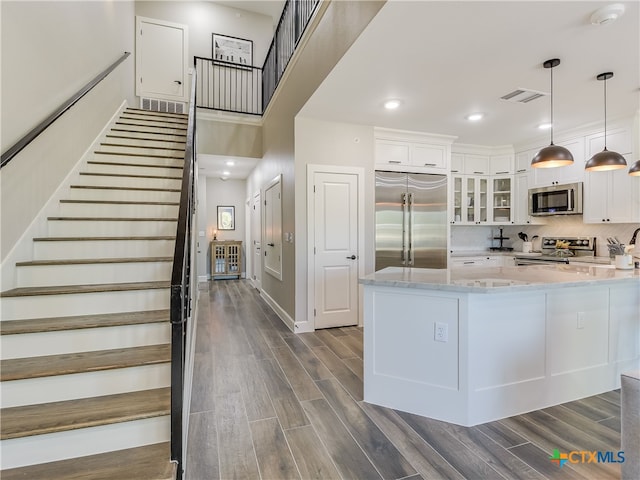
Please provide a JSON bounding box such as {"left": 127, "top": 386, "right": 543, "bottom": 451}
{"left": 1, "top": 51, "right": 131, "bottom": 168}
{"left": 170, "top": 65, "right": 197, "bottom": 480}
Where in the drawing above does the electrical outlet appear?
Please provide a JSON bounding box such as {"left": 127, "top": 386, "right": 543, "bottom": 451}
{"left": 434, "top": 322, "right": 448, "bottom": 342}
{"left": 577, "top": 312, "right": 585, "bottom": 329}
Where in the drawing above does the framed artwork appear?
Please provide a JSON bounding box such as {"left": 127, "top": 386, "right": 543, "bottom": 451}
{"left": 217, "top": 206, "right": 235, "bottom": 230}
{"left": 212, "top": 33, "right": 253, "bottom": 66}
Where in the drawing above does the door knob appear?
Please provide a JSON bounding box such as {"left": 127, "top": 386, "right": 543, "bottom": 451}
{"left": 267, "top": 243, "right": 275, "bottom": 247}
{"left": 174, "top": 80, "right": 182, "bottom": 85}
{"left": 346, "top": 255, "right": 357, "bottom": 260}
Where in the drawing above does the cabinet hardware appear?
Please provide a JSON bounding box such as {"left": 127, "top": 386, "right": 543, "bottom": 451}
{"left": 516, "top": 169, "right": 527, "bottom": 173}
{"left": 473, "top": 171, "right": 485, "bottom": 174}
{"left": 495, "top": 171, "right": 509, "bottom": 174}
{"left": 388, "top": 160, "right": 402, "bottom": 164}
{"left": 424, "top": 163, "right": 436, "bottom": 166}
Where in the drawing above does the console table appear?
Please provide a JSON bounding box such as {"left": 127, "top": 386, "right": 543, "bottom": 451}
{"left": 211, "top": 240, "right": 242, "bottom": 279}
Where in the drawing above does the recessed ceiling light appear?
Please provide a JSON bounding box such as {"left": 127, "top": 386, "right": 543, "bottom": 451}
{"left": 466, "top": 113, "right": 484, "bottom": 122}
{"left": 538, "top": 123, "right": 552, "bottom": 130}
{"left": 222, "top": 171, "right": 230, "bottom": 176}
{"left": 384, "top": 99, "right": 401, "bottom": 110}
{"left": 225, "top": 160, "right": 235, "bottom": 166}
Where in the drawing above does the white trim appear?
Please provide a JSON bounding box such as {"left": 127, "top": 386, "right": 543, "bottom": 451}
{"left": 196, "top": 109, "right": 262, "bottom": 127}
{"left": 261, "top": 289, "right": 295, "bottom": 332}
{"left": 0, "top": 101, "right": 128, "bottom": 291}
{"left": 307, "top": 164, "right": 366, "bottom": 331}
{"left": 263, "top": 174, "right": 283, "bottom": 281}
{"left": 135, "top": 16, "right": 189, "bottom": 103}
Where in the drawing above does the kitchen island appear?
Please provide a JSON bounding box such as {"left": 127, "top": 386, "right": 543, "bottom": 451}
{"left": 361, "top": 264, "right": 639, "bottom": 426}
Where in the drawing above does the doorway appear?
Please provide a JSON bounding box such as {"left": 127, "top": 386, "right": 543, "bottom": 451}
{"left": 308, "top": 166, "right": 364, "bottom": 329}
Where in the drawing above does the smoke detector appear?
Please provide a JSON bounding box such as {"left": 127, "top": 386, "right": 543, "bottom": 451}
{"left": 590, "top": 4, "right": 625, "bottom": 26}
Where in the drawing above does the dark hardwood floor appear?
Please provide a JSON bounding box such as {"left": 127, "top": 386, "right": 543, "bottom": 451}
{"left": 186, "top": 280, "right": 622, "bottom": 480}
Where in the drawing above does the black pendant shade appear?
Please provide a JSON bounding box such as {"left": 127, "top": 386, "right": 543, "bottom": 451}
{"left": 585, "top": 72, "right": 627, "bottom": 172}
{"left": 532, "top": 59, "right": 574, "bottom": 168}
{"left": 629, "top": 160, "right": 640, "bottom": 176}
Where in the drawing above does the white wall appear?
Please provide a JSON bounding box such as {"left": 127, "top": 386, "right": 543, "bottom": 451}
{"left": 205, "top": 177, "right": 247, "bottom": 277}
{"left": 1, "top": 1, "right": 135, "bottom": 263}
{"left": 134, "top": 1, "right": 274, "bottom": 66}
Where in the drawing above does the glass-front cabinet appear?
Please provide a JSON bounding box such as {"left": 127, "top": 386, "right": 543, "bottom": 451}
{"left": 451, "top": 175, "right": 513, "bottom": 224}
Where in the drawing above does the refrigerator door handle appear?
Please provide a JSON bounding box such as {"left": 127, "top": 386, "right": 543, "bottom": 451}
{"left": 401, "top": 193, "right": 407, "bottom": 264}
{"left": 408, "top": 192, "right": 413, "bottom": 265}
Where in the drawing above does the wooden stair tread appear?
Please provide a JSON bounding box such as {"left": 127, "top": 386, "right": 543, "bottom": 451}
{"left": 88, "top": 159, "right": 183, "bottom": 169}
{"left": 0, "top": 309, "right": 169, "bottom": 335}
{"left": 119, "top": 116, "right": 188, "bottom": 127}
{"left": 16, "top": 257, "right": 172, "bottom": 266}
{"left": 47, "top": 216, "right": 178, "bottom": 221}
{"left": 110, "top": 127, "right": 186, "bottom": 138}
{"left": 79, "top": 172, "right": 182, "bottom": 180}
{"left": 0, "top": 344, "right": 170, "bottom": 381}
{"left": 0, "top": 281, "right": 170, "bottom": 298}
{"left": 115, "top": 121, "right": 187, "bottom": 131}
{"left": 33, "top": 236, "right": 176, "bottom": 241}
{"left": 60, "top": 199, "right": 180, "bottom": 205}
{"left": 0, "top": 442, "right": 174, "bottom": 480}
{"left": 99, "top": 142, "right": 185, "bottom": 151}
{"left": 94, "top": 151, "right": 184, "bottom": 160}
{"left": 70, "top": 185, "right": 181, "bottom": 192}
{"left": 0, "top": 387, "right": 170, "bottom": 439}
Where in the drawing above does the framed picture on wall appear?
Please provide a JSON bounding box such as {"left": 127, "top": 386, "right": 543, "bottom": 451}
{"left": 212, "top": 33, "right": 253, "bottom": 66}
{"left": 217, "top": 206, "right": 235, "bottom": 230}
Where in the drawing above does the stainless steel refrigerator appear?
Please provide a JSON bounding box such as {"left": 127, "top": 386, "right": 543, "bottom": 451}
{"left": 375, "top": 171, "right": 448, "bottom": 270}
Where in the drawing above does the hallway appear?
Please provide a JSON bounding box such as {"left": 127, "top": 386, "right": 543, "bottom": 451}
{"left": 186, "top": 280, "right": 622, "bottom": 480}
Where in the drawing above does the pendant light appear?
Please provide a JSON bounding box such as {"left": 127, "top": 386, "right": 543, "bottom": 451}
{"left": 531, "top": 59, "right": 574, "bottom": 169}
{"left": 629, "top": 160, "right": 640, "bottom": 176}
{"left": 585, "top": 72, "right": 627, "bottom": 171}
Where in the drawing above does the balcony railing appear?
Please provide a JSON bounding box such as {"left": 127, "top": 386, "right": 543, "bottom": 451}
{"left": 195, "top": 0, "right": 320, "bottom": 115}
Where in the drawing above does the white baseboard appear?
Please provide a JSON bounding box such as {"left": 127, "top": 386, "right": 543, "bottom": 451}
{"left": 260, "top": 290, "right": 295, "bottom": 332}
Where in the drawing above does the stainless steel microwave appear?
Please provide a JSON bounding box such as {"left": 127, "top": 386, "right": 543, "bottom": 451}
{"left": 529, "top": 182, "right": 583, "bottom": 216}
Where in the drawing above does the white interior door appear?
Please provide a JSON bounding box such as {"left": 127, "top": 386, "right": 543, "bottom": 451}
{"left": 136, "top": 17, "right": 188, "bottom": 101}
{"left": 251, "top": 191, "right": 262, "bottom": 291}
{"left": 313, "top": 172, "right": 359, "bottom": 329}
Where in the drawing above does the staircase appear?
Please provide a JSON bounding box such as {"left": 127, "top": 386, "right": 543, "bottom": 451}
{"left": 0, "top": 108, "right": 187, "bottom": 479}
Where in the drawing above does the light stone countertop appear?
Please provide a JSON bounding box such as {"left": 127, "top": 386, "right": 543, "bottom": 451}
{"left": 360, "top": 265, "right": 640, "bottom": 293}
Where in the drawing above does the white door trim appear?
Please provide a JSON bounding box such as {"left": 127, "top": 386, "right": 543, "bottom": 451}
{"left": 307, "top": 164, "right": 365, "bottom": 331}
{"left": 135, "top": 16, "right": 189, "bottom": 103}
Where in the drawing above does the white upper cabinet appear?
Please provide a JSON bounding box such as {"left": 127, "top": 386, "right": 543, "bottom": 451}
{"left": 515, "top": 151, "right": 532, "bottom": 174}
{"left": 489, "top": 155, "right": 514, "bottom": 175}
{"left": 374, "top": 128, "right": 456, "bottom": 173}
{"left": 528, "top": 139, "right": 585, "bottom": 187}
{"left": 450, "top": 153, "right": 489, "bottom": 174}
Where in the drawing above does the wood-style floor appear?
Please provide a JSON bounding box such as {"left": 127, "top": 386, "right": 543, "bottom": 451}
{"left": 186, "top": 280, "right": 622, "bottom": 480}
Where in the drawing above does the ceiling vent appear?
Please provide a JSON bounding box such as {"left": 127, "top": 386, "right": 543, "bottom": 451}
{"left": 500, "top": 88, "right": 547, "bottom": 103}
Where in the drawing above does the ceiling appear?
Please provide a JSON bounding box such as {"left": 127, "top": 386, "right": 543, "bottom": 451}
{"left": 214, "top": 0, "right": 285, "bottom": 24}
{"left": 299, "top": 0, "right": 640, "bottom": 148}
{"left": 198, "top": 154, "right": 258, "bottom": 180}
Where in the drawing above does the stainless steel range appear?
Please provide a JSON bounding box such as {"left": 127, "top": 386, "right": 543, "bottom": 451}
{"left": 514, "top": 236, "right": 596, "bottom": 265}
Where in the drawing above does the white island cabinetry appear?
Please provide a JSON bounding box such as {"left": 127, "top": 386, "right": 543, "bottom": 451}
{"left": 362, "top": 266, "right": 639, "bottom": 426}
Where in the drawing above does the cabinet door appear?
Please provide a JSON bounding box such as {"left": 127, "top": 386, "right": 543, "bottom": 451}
{"left": 490, "top": 155, "right": 514, "bottom": 175}
{"left": 529, "top": 140, "right": 583, "bottom": 187}
{"left": 608, "top": 167, "right": 635, "bottom": 223}
{"left": 451, "top": 154, "right": 464, "bottom": 173}
{"left": 376, "top": 140, "right": 410, "bottom": 166}
{"left": 491, "top": 176, "right": 512, "bottom": 223}
{"left": 515, "top": 151, "right": 532, "bottom": 174}
{"left": 514, "top": 172, "right": 530, "bottom": 224}
{"left": 451, "top": 257, "right": 484, "bottom": 267}
{"left": 477, "top": 177, "right": 489, "bottom": 223}
{"left": 451, "top": 176, "right": 463, "bottom": 223}
{"left": 583, "top": 171, "right": 609, "bottom": 223}
{"left": 465, "top": 177, "right": 476, "bottom": 223}
{"left": 586, "top": 128, "right": 632, "bottom": 157}
{"left": 463, "top": 155, "right": 489, "bottom": 175}
{"left": 412, "top": 143, "right": 447, "bottom": 169}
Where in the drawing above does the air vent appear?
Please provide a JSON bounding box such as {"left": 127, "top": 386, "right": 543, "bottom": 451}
{"left": 500, "top": 89, "right": 547, "bottom": 103}
{"left": 140, "top": 97, "right": 185, "bottom": 114}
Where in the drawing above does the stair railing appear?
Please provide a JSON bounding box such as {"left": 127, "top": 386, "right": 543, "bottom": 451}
{"left": 170, "top": 66, "right": 197, "bottom": 480}
{"left": 1, "top": 51, "right": 131, "bottom": 168}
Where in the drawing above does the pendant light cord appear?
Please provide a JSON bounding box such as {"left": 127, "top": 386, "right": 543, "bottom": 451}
{"left": 603, "top": 76, "right": 607, "bottom": 149}
{"left": 550, "top": 64, "right": 554, "bottom": 145}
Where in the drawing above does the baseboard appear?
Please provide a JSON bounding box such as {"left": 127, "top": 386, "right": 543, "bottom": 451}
{"left": 260, "top": 290, "right": 295, "bottom": 332}
{"left": 1, "top": 100, "right": 128, "bottom": 291}
{"left": 198, "top": 275, "right": 208, "bottom": 283}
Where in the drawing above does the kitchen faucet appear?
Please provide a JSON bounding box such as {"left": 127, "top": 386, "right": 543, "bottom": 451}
{"left": 630, "top": 227, "right": 640, "bottom": 245}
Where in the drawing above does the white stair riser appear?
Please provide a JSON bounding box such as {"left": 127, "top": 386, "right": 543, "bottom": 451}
{"left": 100, "top": 137, "right": 186, "bottom": 150}
{"left": 118, "top": 117, "right": 187, "bottom": 129}
{"left": 92, "top": 153, "right": 183, "bottom": 168}
{"left": 48, "top": 219, "right": 176, "bottom": 236}
{"left": 16, "top": 261, "right": 172, "bottom": 288}
{"left": 96, "top": 145, "right": 184, "bottom": 157}
{"left": 67, "top": 187, "right": 180, "bottom": 203}
{"left": 33, "top": 239, "right": 175, "bottom": 260}
{"left": 107, "top": 131, "right": 187, "bottom": 143}
{"left": 2, "top": 323, "right": 169, "bottom": 360}
{"left": 0, "top": 416, "right": 170, "bottom": 469}
{"left": 76, "top": 174, "right": 181, "bottom": 189}
{"left": 112, "top": 124, "right": 186, "bottom": 136}
{"left": 0, "top": 288, "right": 170, "bottom": 321}
{"left": 85, "top": 161, "right": 182, "bottom": 177}
{"left": 57, "top": 202, "right": 179, "bottom": 218}
{"left": 0, "top": 363, "right": 170, "bottom": 408}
